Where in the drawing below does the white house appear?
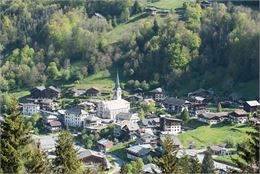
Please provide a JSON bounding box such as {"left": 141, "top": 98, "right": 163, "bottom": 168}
{"left": 97, "top": 73, "right": 130, "bottom": 120}
{"left": 65, "top": 108, "right": 88, "bottom": 127}
{"left": 159, "top": 115, "right": 182, "bottom": 134}
{"left": 22, "top": 103, "right": 40, "bottom": 116}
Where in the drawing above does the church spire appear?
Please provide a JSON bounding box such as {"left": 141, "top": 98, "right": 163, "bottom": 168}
{"left": 113, "top": 71, "right": 122, "bottom": 100}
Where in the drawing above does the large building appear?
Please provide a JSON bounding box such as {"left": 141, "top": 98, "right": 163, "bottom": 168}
{"left": 97, "top": 73, "right": 130, "bottom": 120}
{"left": 22, "top": 103, "right": 40, "bottom": 116}
{"left": 65, "top": 108, "right": 88, "bottom": 127}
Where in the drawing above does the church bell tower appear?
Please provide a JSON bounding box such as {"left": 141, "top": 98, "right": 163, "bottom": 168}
{"left": 113, "top": 72, "right": 122, "bottom": 100}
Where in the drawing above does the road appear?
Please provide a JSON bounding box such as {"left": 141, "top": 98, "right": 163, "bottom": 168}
{"left": 107, "top": 153, "right": 126, "bottom": 174}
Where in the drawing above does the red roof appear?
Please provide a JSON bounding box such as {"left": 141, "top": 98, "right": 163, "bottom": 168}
{"left": 49, "top": 120, "right": 61, "bottom": 127}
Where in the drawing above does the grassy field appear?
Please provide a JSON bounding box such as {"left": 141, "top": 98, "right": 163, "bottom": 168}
{"left": 178, "top": 122, "right": 253, "bottom": 149}
{"left": 9, "top": 89, "right": 30, "bottom": 100}
{"left": 149, "top": 0, "right": 191, "bottom": 9}
{"left": 108, "top": 141, "right": 134, "bottom": 161}
{"left": 214, "top": 154, "right": 240, "bottom": 167}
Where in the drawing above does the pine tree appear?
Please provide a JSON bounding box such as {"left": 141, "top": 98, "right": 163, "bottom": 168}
{"left": 0, "top": 97, "right": 31, "bottom": 173}
{"left": 152, "top": 18, "right": 159, "bottom": 34}
{"left": 202, "top": 151, "right": 215, "bottom": 174}
{"left": 131, "top": 0, "right": 142, "bottom": 15}
{"left": 233, "top": 125, "right": 259, "bottom": 173}
{"left": 24, "top": 142, "right": 50, "bottom": 174}
{"left": 217, "top": 102, "right": 222, "bottom": 112}
{"left": 181, "top": 108, "right": 190, "bottom": 123}
{"left": 190, "top": 155, "right": 202, "bottom": 173}
{"left": 53, "top": 130, "right": 82, "bottom": 174}
{"left": 156, "top": 135, "right": 179, "bottom": 173}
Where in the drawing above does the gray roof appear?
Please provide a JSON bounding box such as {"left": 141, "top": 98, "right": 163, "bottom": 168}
{"left": 116, "top": 112, "right": 139, "bottom": 121}
{"left": 49, "top": 86, "right": 61, "bottom": 92}
{"left": 36, "top": 86, "right": 46, "bottom": 91}
{"left": 164, "top": 97, "right": 187, "bottom": 106}
{"left": 97, "top": 138, "right": 113, "bottom": 146}
{"left": 127, "top": 145, "right": 151, "bottom": 156}
{"left": 160, "top": 134, "right": 181, "bottom": 147}
{"left": 149, "top": 87, "right": 162, "bottom": 93}
{"left": 141, "top": 117, "right": 160, "bottom": 126}
{"left": 142, "top": 163, "right": 162, "bottom": 173}
{"left": 66, "top": 108, "right": 88, "bottom": 115}
{"left": 199, "top": 112, "right": 228, "bottom": 119}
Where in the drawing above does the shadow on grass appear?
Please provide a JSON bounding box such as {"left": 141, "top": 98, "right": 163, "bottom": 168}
{"left": 185, "top": 119, "right": 208, "bottom": 129}
{"left": 127, "top": 13, "right": 148, "bottom": 24}
{"left": 210, "top": 122, "right": 230, "bottom": 128}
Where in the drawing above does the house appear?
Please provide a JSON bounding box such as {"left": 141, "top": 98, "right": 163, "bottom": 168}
{"left": 43, "top": 114, "right": 58, "bottom": 123}
{"left": 97, "top": 73, "right": 130, "bottom": 120}
{"left": 159, "top": 115, "right": 182, "bottom": 134}
{"left": 136, "top": 132, "right": 158, "bottom": 147}
{"left": 198, "top": 112, "right": 228, "bottom": 125}
{"left": 84, "top": 115, "right": 102, "bottom": 127}
{"left": 116, "top": 112, "right": 140, "bottom": 124}
{"left": 77, "top": 101, "right": 96, "bottom": 111}
{"left": 114, "top": 120, "right": 139, "bottom": 139}
{"left": 65, "top": 108, "right": 88, "bottom": 127}
{"left": 144, "top": 7, "right": 157, "bottom": 16}
{"left": 126, "top": 144, "right": 152, "bottom": 160}
{"left": 244, "top": 100, "right": 260, "bottom": 114}
{"left": 159, "top": 135, "right": 181, "bottom": 149}
{"left": 139, "top": 117, "right": 160, "bottom": 129}
{"left": 125, "top": 95, "right": 143, "bottom": 103}
{"left": 147, "top": 87, "right": 164, "bottom": 101}
{"left": 30, "top": 86, "right": 61, "bottom": 99}
{"left": 97, "top": 139, "right": 113, "bottom": 152}
{"left": 207, "top": 146, "right": 235, "bottom": 156}
{"left": 228, "top": 110, "right": 249, "bottom": 124}
{"left": 77, "top": 148, "right": 111, "bottom": 169}
{"left": 142, "top": 163, "right": 162, "bottom": 174}
{"left": 66, "top": 88, "right": 85, "bottom": 97}
{"left": 22, "top": 103, "right": 40, "bottom": 116}
{"left": 46, "top": 120, "right": 62, "bottom": 132}
{"left": 30, "top": 86, "right": 46, "bottom": 99}
{"left": 85, "top": 87, "right": 101, "bottom": 97}
{"left": 188, "top": 88, "right": 213, "bottom": 98}
{"left": 39, "top": 99, "right": 59, "bottom": 111}
{"left": 163, "top": 97, "right": 189, "bottom": 113}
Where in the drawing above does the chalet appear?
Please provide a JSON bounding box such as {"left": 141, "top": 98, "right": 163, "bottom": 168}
{"left": 85, "top": 87, "right": 101, "bottom": 97}
{"left": 228, "top": 110, "right": 249, "bottom": 124}
{"left": 163, "top": 97, "right": 189, "bottom": 113}
{"left": 116, "top": 112, "right": 140, "bottom": 124}
{"left": 147, "top": 87, "right": 164, "bottom": 101}
{"left": 159, "top": 134, "right": 182, "bottom": 149}
{"left": 139, "top": 117, "right": 160, "bottom": 129}
{"left": 84, "top": 115, "right": 102, "bottom": 127}
{"left": 46, "top": 120, "right": 62, "bottom": 132}
{"left": 66, "top": 88, "right": 85, "bottom": 97}
{"left": 30, "top": 86, "right": 46, "bottom": 99}
{"left": 97, "top": 139, "right": 113, "bottom": 152}
{"left": 159, "top": 115, "right": 182, "bottom": 134}
{"left": 78, "top": 148, "right": 111, "bottom": 169}
{"left": 30, "top": 86, "right": 61, "bottom": 99}
{"left": 22, "top": 103, "right": 40, "bottom": 116}
{"left": 136, "top": 132, "right": 158, "bottom": 147}
{"left": 39, "top": 99, "right": 59, "bottom": 111}
{"left": 142, "top": 163, "right": 162, "bottom": 174}
{"left": 43, "top": 114, "right": 58, "bottom": 123}
{"left": 124, "top": 95, "right": 143, "bottom": 103}
{"left": 207, "top": 146, "right": 236, "bottom": 156}
{"left": 77, "top": 101, "right": 96, "bottom": 111}
{"left": 188, "top": 88, "right": 213, "bottom": 98}
{"left": 114, "top": 120, "right": 139, "bottom": 139}
{"left": 126, "top": 144, "right": 152, "bottom": 160}
{"left": 65, "top": 108, "right": 88, "bottom": 127}
{"left": 144, "top": 7, "right": 157, "bottom": 16}
{"left": 198, "top": 112, "right": 228, "bottom": 125}
{"left": 244, "top": 100, "right": 260, "bottom": 114}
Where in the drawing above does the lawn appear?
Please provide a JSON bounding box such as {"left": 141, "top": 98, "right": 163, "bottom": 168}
{"left": 108, "top": 141, "right": 134, "bottom": 161}
{"left": 149, "top": 0, "right": 191, "bottom": 10}
{"left": 177, "top": 122, "right": 253, "bottom": 149}
{"left": 214, "top": 154, "right": 240, "bottom": 167}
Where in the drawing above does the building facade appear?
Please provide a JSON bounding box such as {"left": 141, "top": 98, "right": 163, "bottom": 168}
{"left": 65, "top": 108, "right": 88, "bottom": 127}
{"left": 22, "top": 103, "right": 40, "bottom": 116}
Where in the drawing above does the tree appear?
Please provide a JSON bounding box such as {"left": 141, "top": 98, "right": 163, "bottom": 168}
{"left": 132, "top": 158, "right": 144, "bottom": 174}
{"left": 233, "top": 125, "right": 259, "bottom": 173}
{"left": 152, "top": 18, "right": 159, "bottom": 34}
{"left": 202, "top": 151, "right": 215, "bottom": 174}
{"left": 24, "top": 143, "right": 50, "bottom": 174}
{"left": 217, "top": 102, "right": 222, "bottom": 112}
{"left": 47, "top": 62, "right": 60, "bottom": 80}
{"left": 138, "top": 108, "right": 145, "bottom": 120}
{"left": 53, "top": 130, "right": 82, "bottom": 174}
{"left": 190, "top": 155, "right": 202, "bottom": 173}
{"left": 156, "top": 135, "right": 179, "bottom": 173}
{"left": 181, "top": 108, "right": 190, "bottom": 123}
{"left": 131, "top": 0, "right": 142, "bottom": 15}
{"left": 0, "top": 97, "right": 31, "bottom": 173}
{"left": 120, "top": 8, "right": 130, "bottom": 22}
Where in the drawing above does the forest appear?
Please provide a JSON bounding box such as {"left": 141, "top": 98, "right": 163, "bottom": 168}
{"left": 0, "top": 0, "right": 259, "bottom": 97}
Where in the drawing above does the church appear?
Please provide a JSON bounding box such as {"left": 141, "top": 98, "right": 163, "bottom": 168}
{"left": 97, "top": 73, "right": 130, "bottom": 120}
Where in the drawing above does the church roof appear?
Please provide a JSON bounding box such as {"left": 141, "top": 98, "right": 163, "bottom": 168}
{"left": 113, "top": 72, "right": 121, "bottom": 90}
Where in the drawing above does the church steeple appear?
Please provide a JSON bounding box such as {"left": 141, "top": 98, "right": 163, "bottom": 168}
{"left": 113, "top": 71, "right": 122, "bottom": 100}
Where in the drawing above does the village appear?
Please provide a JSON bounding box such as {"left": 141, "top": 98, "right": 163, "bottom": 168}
{"left": 5, "top": 72, "right": 259, "bottom": 174}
